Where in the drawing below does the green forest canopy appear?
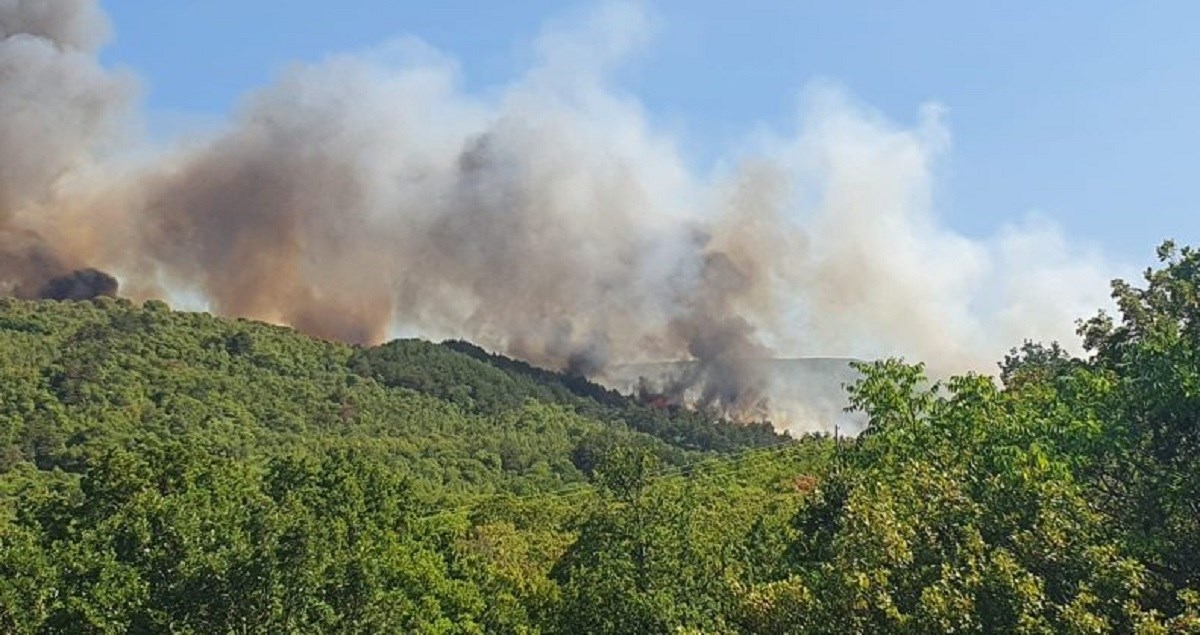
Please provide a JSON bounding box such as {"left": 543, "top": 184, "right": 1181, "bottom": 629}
{"left": 1, "top": 241, "right": 1198, "bottom": 633}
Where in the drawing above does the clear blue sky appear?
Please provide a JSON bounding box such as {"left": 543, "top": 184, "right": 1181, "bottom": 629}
{"left": 99, "top": 1, "right": 1199, "bottom": 263}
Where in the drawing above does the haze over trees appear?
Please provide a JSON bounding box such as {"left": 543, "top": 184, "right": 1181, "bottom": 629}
{"left": 1, "top": 243, "right": 1199, "bottom": 633}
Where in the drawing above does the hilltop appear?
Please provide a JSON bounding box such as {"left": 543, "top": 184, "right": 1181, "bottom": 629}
{"left": 0, "top": 297, "right": 783, "bottom": 497}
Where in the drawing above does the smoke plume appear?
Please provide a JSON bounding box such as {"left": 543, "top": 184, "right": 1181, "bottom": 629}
{"left": 0, "top": 0, "right": 1123, "bottom": 427}
{"left": 0, "top": 0, "right": 134, "bottom": 297}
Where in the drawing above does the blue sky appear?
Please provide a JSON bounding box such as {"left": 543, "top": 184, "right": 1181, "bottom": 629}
{"left": 99, "top": 1, "right": 1199, "bottom": 264}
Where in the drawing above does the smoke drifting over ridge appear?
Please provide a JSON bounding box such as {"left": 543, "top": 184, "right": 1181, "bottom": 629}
{"left": 1, "top": 1, "right": 1121, "bottom": 426}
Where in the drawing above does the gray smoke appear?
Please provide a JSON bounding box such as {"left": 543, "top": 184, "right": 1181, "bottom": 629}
{"left": 0, "top": 0, "right": 1125, "bottom": 428}
{"left": 0, "top": 0, "right": 134, "bottom": 296}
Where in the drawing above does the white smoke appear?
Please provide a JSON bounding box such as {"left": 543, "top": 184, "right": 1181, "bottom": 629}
{"left": 0, "top": 0, "right": 1126, "bottom": 428}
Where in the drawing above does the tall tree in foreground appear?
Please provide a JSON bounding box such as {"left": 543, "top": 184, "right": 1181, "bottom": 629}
{"left": 1080, "top": 241, "right": 1200, "bottom": 611}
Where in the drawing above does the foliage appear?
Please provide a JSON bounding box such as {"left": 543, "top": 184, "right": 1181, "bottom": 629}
{"left": 1, "top": 241, "right": 1199, "bottom": 632}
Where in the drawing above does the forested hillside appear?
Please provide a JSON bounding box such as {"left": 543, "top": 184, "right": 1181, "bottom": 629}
{"left": 2, "top": 243, "right": 1200, "bottom": 633}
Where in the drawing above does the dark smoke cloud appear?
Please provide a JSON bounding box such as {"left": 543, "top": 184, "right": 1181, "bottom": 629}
{"left": 0, "top": 0, "right": 1125, "bottom": 430}
{"left": 36, "top": 267, "right": 117, "bottom": 300}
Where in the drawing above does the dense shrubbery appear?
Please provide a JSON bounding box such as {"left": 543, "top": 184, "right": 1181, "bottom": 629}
{"left": 2, "top": 243, "right": 1199, "bottom": 632}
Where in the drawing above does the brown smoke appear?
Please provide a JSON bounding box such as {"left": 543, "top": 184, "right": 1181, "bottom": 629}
{"left": 0, "top": 1, "right": 1125, "bottom": 428}
{"left": 0, "top": 0, "right": 134, "bottom": 298}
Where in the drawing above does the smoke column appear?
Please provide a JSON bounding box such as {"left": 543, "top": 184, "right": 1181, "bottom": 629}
{"left": 0, "top": 1, "right": 1122, "bottom": 425}
{"left": 0, "top": 0, "right": 134, "bottom": 298}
